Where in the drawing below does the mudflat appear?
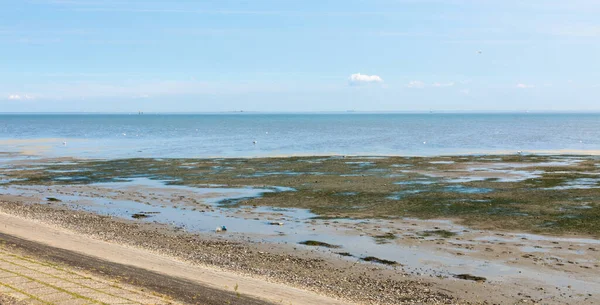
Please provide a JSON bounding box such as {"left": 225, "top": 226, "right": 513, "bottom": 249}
{"left": 1, "top": 153, "right": 599, "bottom": 304}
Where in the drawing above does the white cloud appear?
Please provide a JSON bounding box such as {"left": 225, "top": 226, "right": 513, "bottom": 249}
{"left": 516, "top": 83, "right": 534, "bottom": 89}
{"left": 549, "top": 24, "right": 600, "bottom": 37}
{"left": 7, "top": 94, "right": 35, "bottom": 100}
{"left": 348, "top": 73, "right": 383, "bottom": 86}
{"left": 407, "top": 80, "right": 425, "bottom": 89}
{"left": 459, "top": 89, "right": 470, "bottom": 95}
{"left": 432, "top": 82, "right": 455, "bottom": 87}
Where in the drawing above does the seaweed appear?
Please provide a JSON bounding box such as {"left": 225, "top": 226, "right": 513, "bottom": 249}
{"left": 361, "top": 256, "right": 399, "bottom": 266}
{"left": 299, "top": 240, "right": 341, "bottom": 248}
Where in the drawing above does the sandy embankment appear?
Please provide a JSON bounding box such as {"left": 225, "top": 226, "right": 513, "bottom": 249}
{"left": 0, "top": 211, "right": 345, "bottom": 305}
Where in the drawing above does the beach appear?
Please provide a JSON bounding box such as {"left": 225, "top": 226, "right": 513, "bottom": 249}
{"left": 5, "top": 0, "right": 600, "bottom": 301}
{"left": 0, "top": 151, "right": 599, "bottom": 304}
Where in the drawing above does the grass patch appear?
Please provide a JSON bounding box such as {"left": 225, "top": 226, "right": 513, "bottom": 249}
{"left": 46, "top": 197, "right": 62, "bottom": 202}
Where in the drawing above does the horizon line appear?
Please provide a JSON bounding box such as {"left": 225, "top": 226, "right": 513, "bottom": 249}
{"left": 1, "top": 110, "right": 600, "bottom": 115}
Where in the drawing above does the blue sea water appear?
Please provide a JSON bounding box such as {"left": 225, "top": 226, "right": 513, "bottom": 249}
{"left": 0, "top": 113, "right": 599, "bottom": 159}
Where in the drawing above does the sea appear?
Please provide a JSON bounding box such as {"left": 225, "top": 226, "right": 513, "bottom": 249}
{"left": 1, "top": 113, "right": 599, "bottom": 159}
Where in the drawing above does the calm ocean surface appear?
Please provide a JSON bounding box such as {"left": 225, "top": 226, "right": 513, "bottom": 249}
{"left": 1, "top": 113, "right": 599, "bottom": 159}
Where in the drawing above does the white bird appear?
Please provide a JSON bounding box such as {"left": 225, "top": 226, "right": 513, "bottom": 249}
{"left": 62, "top": 141, "right": 67, "bottom": 146}
{"left": 477, "top": 50, "right": 482, "bottom": 54}
{"left": 253, "top": 140, "right": 257, "bottom": 145}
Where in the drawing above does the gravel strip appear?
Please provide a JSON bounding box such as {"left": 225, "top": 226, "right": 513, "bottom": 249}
{"left": 0, "top": 199, "right": 462, "bottom": 305}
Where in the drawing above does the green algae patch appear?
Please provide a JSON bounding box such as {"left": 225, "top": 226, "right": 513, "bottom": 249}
{"left": 419, "top": 230, "right": 457, "bottom": 238}
{"left": 299, "top": 240, "right": 341, "bottom": 248}
{"left": 361, "top": 256, "right": 399, "bottom": 266}
{"left": 2, "top": 154, "right": 600, "bottom": 237}
{"left": 373, "top": 232, "right": 398, "bottom": 244}
{"left": 454, "top": 274, "right": 487, "bottom": 282}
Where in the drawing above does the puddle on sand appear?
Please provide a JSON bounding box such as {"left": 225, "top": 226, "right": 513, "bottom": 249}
{"left": 394, "top": 180, "right": 436, "bottom": 185}
{"left": 548, "top": 178, "right": 600, "bottom": 190}
{"left": 443, "top": 185, "right": 493, "bottom": 194}
{"left": 520, "top": 246, "right": 550, "bottom": 253}
{"left": 474, "top": 234, "right": 600, "bottom": 245}
{"left": 54, "top": 176, "right": 92, "bottom": 182}
{"left": 45, "top": 169, "right": 90, "bottom": 173}
{"left": 464, "top": 168, "right": 545, "bottom": 182}
{"left": 445, "top": 177, "right": 489, "bottom": 183}
{"left": 0, "top": 178, "right": 28, "bottom": 184}
{"left": 387, "top": 190, "right": 423, "bottom": 200}
{"left": 344, "top": 161, "right": 375, "bottom": 167}
{"left": 335, "top": 192, "right": 358, "bottom": 196}
{"left": 429, "top": 161, "right": 455, "bottom": 165}
{"left": 237, "top": 171, "right": 304, "bottom": 178}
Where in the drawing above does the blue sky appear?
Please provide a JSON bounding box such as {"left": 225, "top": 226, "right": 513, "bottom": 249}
{"left": 1, "top": 0, "right": 599, "bottom": 112}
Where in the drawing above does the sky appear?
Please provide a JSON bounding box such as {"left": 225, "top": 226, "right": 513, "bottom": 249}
{"left": 1, "top": 0, "right": 599, "bottom": 112}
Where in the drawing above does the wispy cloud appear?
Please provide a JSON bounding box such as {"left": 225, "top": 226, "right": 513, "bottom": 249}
{"left": 406, "top": 81, "right": 425, "bottom": 89}
{"left": 432, "top": 82, "right": 455, "bottom": 87}
{"left": 35, "top": 1, "right": 396, "bottom": 16}
{"left": 0, "top": 26, "right": 87, "bottom": 45}
{"left": 548, "top": 24, "right": 600, "bottom": 37}
{"left": 7, "top": 94, "right": 35, "bottom": 100}
{"left": 405, "top": 81, "right": 458, "bottom": 89}
{"left": 1, "top": 80, "right": 332, "bottom": 101}
{"left": 516, "top": 83, "right": 535, "bottom": 89}
{"left": 377, "top": 31, "right": 430, "bottom": 37}
{"left": 348, "top": 73, "right": 383, "bottom": 86}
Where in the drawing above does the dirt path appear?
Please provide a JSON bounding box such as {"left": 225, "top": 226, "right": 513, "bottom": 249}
{"left": 0, "top": 212, "right": 347, "bottom": 305}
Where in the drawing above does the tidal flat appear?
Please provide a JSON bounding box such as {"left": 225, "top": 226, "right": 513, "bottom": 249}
{"left": 3, "top": 153, "right": 599, "bottom": 236}
{"left": 1, "top": 152, "right": 600, "bottom": 304}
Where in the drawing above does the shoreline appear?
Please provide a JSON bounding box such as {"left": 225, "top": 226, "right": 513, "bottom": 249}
{"left": 5, "top": 149, "right": 600, "bottom": 160}
{"left": 0, "top": 198, "right": 455, "bottom": 305}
